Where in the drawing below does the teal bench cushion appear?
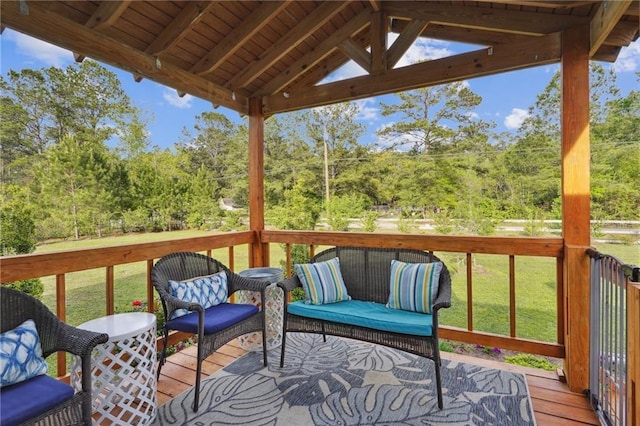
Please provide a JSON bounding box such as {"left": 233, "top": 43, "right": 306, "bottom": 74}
{"left": 287, "top": 299, "right": 434, "bottom": 336}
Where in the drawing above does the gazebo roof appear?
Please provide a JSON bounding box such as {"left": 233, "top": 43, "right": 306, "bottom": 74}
{"left": 1, "top": 1, "right": 638, "bottom": 116}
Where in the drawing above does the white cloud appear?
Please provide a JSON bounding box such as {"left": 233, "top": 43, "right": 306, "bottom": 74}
{"left": 466, "top": 111, "right": 480, "bottom": 120}
{"left": 504, "top": 108, "right": 529, "bottom": 130}
{"left": 354, "top": 98, "right": 379, "bottom": 122}
{"left": 395, "top": 38, "right": 453, "bottom": 67}
{"left": 613, "top": 39, "right": 640, "bottom": 73}
{"left": 7, "top": 31, "right": 72, "bottom": 67}
{"left": 163, "top": 89, "right": 193, "bottom": 109}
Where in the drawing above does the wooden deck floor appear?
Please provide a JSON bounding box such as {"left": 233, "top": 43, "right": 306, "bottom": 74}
{"left": 156, "top": 342, "right": 599, "bottom": 425}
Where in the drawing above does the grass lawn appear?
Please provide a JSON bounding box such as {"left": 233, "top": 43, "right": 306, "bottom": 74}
{"left": 35, "top": 230, "right": 638, "bottom": 344}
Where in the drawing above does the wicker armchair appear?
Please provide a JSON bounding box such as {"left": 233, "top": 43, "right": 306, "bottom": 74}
{"left": 151, "top": 252, "right": 269, "bottom": 412}
{"left": 0, "top": 287, "right": 108, "bottom": 426}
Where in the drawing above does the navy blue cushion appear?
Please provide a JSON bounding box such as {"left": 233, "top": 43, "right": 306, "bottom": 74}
{"left": 166, "top": 303, "right": 259, "bottom": 335}
{"left": 0, "top": 374, "right": 75, "bottom": 426}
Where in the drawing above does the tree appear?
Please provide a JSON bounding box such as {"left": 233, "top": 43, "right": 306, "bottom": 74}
{"left": 0, "top": 184, "right": 43, "bottom": 298}
{"left": 305, "top": 102, "right": 366, "bottom": 215}
{"left": 377, "top": 82, "right": 487, "bottom": 153}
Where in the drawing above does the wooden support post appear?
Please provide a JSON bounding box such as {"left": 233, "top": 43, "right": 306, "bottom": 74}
{"left": 561, "top": 24, "right": 591, "bottom": 394}
{"left": 248, "top": 97, "right": 267, "bottom": 267}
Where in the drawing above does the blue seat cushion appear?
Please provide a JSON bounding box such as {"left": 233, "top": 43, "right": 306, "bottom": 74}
{"left": 166, "top": 303, "right": 259, "bottom": 335}
{"left": 0, "top": 374, "right": 75, "bottom": 426}
{"left": 287, "top": 300, "right": 434, "bottom": 336}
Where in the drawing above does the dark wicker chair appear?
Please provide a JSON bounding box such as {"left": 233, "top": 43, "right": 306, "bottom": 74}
{"left": 0, "top": 287, "right": 108, "bottom": 426}
{"left": 278, "top": 246, "right": 452, "bottom": 409}
{"left": 151, "top": 252, "right": 269, "bottom": 411}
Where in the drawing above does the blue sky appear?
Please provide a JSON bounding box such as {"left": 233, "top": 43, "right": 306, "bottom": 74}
{"left": 2, "top": 29, "right": 639, "bottom": 150}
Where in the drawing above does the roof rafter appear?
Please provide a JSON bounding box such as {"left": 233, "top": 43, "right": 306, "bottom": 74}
{"left": 264, "top": 32, "right": 561, "bottom": 115}
{"left": 145, "top": 1, "right": 216, "bottom": 56}
{"left": 85, "top": 0, "right": 131, "bottom": 30}
{"left": 390, "top": 20, "right": 534, "bottom": 46}
{"left": 191, "top": 1, "right": 291, "bottom": 76}
{"left": 252, "top": 9, "right": 372, "bottom": 97}
{"left": 0, "top": 1, "right": 246, "bottom": 112}
{"left": 226, "top": 1, "right": 350, "bottom": 90}
{"left": 387, "top": 19, "right": 429, "bottom": 68}
{"left": 338, "top": 38, "right": 371, "bottom": 73}
{"left": 590, "top": 0, "right": 633, "bottom": 55}
{"left": 384, "top": 1, "right": 588, "bottom": 35}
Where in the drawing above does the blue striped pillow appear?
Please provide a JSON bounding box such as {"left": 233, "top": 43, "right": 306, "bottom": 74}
{"left": 387, "top": 260, "right": 442, "bottom": 314}
{"left": 295, "top": 258, "right": 351, "bottom": 305}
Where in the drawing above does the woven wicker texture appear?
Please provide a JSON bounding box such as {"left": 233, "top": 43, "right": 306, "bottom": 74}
{"left": 278, "top": 246, "right": 452, "bottom": 409}
{"left": 0, "top": 286, "right": 108, "bottom": 426}
{"left": 151, "top": 252, "right": 269, "bottom": 412}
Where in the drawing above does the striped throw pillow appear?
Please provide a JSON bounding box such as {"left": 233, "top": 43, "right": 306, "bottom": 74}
{"left": 295, "top": 258, "right": 351, "bottom": 305}
{"left": 387, "top": 260, "right": 442, "bottom": 314}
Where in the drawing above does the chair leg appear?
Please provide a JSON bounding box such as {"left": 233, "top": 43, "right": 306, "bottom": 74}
{"left": 434, "top": 357, "right": 443, "bottom": 409}
{"left": 321, "top": 323, "right": 327, "bottom": 342}
{"left": 157, "top": 327, "right": 169, "bottom": 379}
{"left": 193, "top": 344, "right": 204, "bottom": 412}
{"left": 261, "top": 318, "right": 268, "bottom": 366}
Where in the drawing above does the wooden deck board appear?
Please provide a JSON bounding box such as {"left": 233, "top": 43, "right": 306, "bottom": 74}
{"left": 156, "top": 342, "right": 599, "bottom": 425}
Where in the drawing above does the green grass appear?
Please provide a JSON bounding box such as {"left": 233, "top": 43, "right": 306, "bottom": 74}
{"left": 34, "top": 231, "right": 638, "bottom": 344}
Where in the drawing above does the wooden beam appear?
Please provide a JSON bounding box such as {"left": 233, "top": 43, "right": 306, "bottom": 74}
{"left": 226, "top": 1, "right": 349, "bottom": 89}
{"left": 590, "top": 0, "right": 633, "bottom": 56}
{"left": 264, "top": 32, "right": 561, "bottom": 114}
{"left": 391, "top": 19, "right": 534, "bottom": 46}
{"left": 190, "top": 1, "right": 290, "bottom": 76}
{"left": 385, "top": 1, "right": 588, "bottom": 35}
{"left": 561, "top": 24, "right": 591, "bottom": 395}
{"left": 145, "top": 1, "right": 215, "bottom": 56}
{"left": 370, "top": 10, "right": 387, "bottom": 73}
{"left": 85, "top": 0, "right": 131, "bottom": 30}
{"left": 253, "top": 10, "right": 371, "bottom": 97}
{"left": 0, "top": 1, "right": 247, "bottom": 114}
{"left": 248, "top": 97, "right": 266, "bottom": 268}
{"left": 338, "top": 38, "right": 371, "bottom": 73}
{"left": 387, "top": 19, "right": 429, "bottom": 68}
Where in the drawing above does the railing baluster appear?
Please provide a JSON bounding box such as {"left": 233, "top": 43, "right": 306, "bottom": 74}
{"left": 286, "top": 244, "right": 292, "bottom": 277}
{"left": 228, "top": 246, "right": 235, "bottom": 271}
{"left": 147, "top": 259, "right": 154, "bottom": 313}
{"left": 557, "top": 257, "right": 565, "bottom": 345}
{"left": 466, "top": 252, "right": 473, "bottom": 331}
{"left": 106, "top": 265, "right": 115, "bottom": 315}
{"left": 509, "top": 255, "right": 516, "bottom": 338}
{"left": 55, "top": 274, "right": 67, "bottom": 376}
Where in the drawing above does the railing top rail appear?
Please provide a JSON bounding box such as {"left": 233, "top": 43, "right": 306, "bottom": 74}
{"left": 1, "top": 231, "right": 256, "bottom": 283}
{"left": 587, "top": 247, "right": 640, "bottom": 282}
{"left": 262, "top": 230, "right": 564, "bottom": 257}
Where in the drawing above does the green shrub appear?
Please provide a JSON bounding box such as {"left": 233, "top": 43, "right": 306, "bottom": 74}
{"left": 439, "top": 340, "right": 455, "bottom": 353}
{"left": 5, "top": 279, "right": 44, "bottom": 300}
{"left": 291, "top": 287, "right": 306, "bottom": 302}
{"left": 504, "top": 354, "right": 558, "bottom": 370}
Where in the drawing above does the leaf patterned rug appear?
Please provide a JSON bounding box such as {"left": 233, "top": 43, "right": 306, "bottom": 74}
{"left": 154, "top": 333, "right": 536, "bottom": 425}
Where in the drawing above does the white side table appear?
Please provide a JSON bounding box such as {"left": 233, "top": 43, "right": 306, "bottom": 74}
{"left": 71, "top": 312, "right": 157, "bottom": 425}
{"left": 237, "top": 268, "right": 284, "bottom": 351}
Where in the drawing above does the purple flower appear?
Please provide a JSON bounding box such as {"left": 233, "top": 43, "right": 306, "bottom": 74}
{"left": 493, "top": 347, "right": 502, "bottom": 355}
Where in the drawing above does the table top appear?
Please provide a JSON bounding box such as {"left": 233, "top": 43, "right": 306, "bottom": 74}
{"left": 78, "top": 312, "right": 156, "bottom": 342}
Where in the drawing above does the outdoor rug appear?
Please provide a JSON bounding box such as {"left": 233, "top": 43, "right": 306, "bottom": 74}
{"left": 154, "top": 333, "right": 536, "bottom": 425}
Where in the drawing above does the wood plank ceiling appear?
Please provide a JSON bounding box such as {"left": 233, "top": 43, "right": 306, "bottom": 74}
{"left": 1, "top": 1, "right": 638, "bottom": 116}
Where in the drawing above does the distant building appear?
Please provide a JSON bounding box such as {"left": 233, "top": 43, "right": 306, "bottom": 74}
{"left": 219, "top": 198, "right": 238, "bottom": 211}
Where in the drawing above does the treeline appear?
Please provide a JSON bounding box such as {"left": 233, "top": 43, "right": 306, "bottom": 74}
{"left": 1, "top": 61, "right": 638, "bottom": 255}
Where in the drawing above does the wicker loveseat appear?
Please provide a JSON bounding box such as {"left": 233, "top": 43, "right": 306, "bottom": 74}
{"left": 277, "top": 246, "right": 452, "bottom": 409}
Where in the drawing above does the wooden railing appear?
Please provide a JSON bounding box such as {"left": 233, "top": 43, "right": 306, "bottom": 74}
{"left": 1, "top": 230, "right": 566, "bottom": 377}
{"left": 262, "top": 230, "right": 566, "bottom": 358}
{"left": 0, "top": 231, "right": 257, "bottom": 376}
